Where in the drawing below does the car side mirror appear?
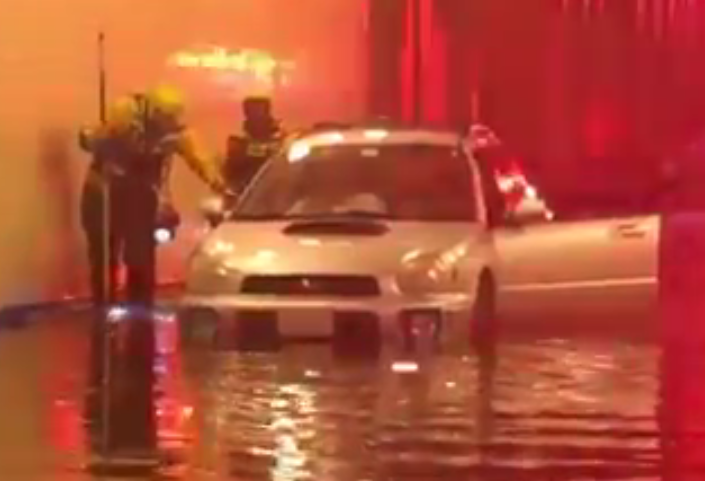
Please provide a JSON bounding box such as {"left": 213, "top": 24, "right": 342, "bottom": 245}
{"left": 199, "top": 196, "right": 226, "bottom": 227}
{"left": 506, "top": 197, "right": 552, "bottom": 226}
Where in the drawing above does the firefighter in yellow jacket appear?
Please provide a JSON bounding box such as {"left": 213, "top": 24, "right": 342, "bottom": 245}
{"left": 79, "top": 85, "right": 230, "bottom": 309}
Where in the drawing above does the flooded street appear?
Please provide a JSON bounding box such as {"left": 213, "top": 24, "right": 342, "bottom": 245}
{"left": 0, "top": 311, "right": 665, "bottom": 480}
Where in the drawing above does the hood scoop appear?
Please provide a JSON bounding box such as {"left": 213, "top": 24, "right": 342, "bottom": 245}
{"left": 283, "top": 219, "right": 389, "bottom": 236}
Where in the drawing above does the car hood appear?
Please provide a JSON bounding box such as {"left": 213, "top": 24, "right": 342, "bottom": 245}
{"left": 196, "top": 220, "right": 487, "bottom": 275}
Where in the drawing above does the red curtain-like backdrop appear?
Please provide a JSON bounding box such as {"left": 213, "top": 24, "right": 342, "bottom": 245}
{"left": 367, "top": 0, "right": 705, "bottom": 209}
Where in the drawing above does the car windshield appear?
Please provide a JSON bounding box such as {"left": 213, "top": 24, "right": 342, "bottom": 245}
{"left": 231, "top": 142, "right": 478, "bottom": 222}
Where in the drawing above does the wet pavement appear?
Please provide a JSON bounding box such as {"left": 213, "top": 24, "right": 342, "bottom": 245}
{"left": 0, "top": 310, "right": 674, "bottom": 480}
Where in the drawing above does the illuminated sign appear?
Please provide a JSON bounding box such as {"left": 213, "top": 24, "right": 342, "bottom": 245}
{"left": 169, "top": 46, "right": 294, "bottom": 85}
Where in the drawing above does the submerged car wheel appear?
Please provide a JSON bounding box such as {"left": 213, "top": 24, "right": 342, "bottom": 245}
{"left": 470, "top": 272, "right": 497, "bottom": 353}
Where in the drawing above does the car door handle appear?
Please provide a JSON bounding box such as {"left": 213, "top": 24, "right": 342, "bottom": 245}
{"left": 613, "top": 223, "right": 648, "bottom": 238}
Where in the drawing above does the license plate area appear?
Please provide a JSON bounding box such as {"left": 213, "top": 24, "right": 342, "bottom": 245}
{"left": 277, "top": 308, "right": 333, "bottom": 338}
{"left": 229, "top": 310, "right": 279, "bottom": 350}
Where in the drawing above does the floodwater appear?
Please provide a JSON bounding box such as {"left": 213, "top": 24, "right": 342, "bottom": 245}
{"left": 1, "top": 309, "right": 700, "bottom": 480}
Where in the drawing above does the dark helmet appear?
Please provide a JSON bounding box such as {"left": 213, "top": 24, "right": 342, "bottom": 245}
{"left": 242, "top": 96, "right": 272, "bottom": 118}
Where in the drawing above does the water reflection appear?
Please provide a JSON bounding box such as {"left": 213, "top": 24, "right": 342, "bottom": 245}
{"left": 29, "top": 314, "right": 666, "bottom": 480}
{"left": 76, "top": 308, "right": 201, "bottom": 478}
{"left": 82, "top": 311, "right": 157, "bottom": 477}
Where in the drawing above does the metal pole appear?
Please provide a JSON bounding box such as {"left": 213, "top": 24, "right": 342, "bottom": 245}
{"left": 97, "top": 33, "right": 111, "bottom": 302}
{"left": 98, "top": 33, "right": 107, "bottom": 124}
{"left": 97, "top": 31, "right": 113, "bottom": 458}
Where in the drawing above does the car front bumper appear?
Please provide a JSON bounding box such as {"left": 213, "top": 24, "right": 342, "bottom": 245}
{"left": 178, "top": 293, "right": 474, "bottom": 354}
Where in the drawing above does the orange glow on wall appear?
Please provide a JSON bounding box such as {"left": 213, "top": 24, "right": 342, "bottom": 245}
{"left": 0, "top": 0, "right": 367, "bottom": 308}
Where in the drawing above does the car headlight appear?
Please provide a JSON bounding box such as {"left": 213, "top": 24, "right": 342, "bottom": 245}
{"left": 395, "top": 251, "right": 443, "bottom": 295}
{"left": 188, "top": 237, "right": 235, "bottom": 267}
{"left": 188, "top": 248, "right": 218, "bottom": 272}
{"left": 187, "top": 245, "right": 242, "bottom": 294}
{"left": 215, "top": 259, "right": 242, "bottom": 277}
{"left": 202, "top": 238, "right": 235, "bottom": 257}
{"left": 187, "top": 264, "right": 241, "bottom": 295}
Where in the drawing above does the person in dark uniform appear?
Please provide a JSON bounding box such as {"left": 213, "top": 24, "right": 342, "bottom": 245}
{"left": 79, "top": 85, "right": 229, "bottom": 310}
{"left": 224, "top": 96, "right": 285, "bottom": 194}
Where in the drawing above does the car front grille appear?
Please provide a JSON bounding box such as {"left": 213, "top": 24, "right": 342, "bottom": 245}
{"left": 240, "top": 275, "right": 381, "bottom": 297}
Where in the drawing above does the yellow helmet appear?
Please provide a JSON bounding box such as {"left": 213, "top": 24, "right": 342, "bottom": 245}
{"left": 146, "top": 84, "right": 185, "bottom": 120}
{"left": 107, "top": 95, "right": 139, "bottom": 131}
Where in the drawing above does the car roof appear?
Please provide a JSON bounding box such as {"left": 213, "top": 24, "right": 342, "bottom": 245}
{"left": 294, "top": 127, "right": 462, "bottom": 149}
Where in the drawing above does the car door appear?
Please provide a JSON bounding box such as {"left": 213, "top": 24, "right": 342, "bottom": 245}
{"left": 493, "top": 212, "right": 659, "bottom": 328}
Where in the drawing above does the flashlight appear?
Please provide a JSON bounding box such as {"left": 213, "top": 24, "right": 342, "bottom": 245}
{"left": 155, "top": 227, "right": 173, "bottom": 244}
